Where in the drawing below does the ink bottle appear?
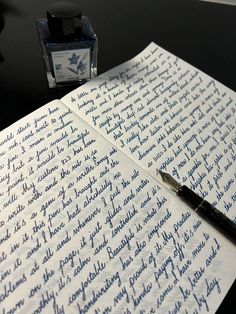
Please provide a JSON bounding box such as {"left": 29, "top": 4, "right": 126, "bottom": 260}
{"left": 37, "top": 1, "right": 98, "bottom": 88}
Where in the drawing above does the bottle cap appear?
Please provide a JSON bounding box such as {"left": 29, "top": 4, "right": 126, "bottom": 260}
{"left": 47, "top": 1, "right": 82, "bottom": 40}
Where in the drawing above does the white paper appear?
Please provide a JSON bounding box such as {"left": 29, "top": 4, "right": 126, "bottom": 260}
{"left": 0, "top": 44, "right": 236, "bottom": 314}
{"left": 63, "top": 43, "right": 236, "bottom": 222}
{"left": 200, "top": 0, "right": 236, "bottom": 6}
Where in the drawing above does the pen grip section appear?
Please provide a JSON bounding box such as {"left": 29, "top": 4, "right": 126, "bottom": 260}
{"left": 178, "top": 186, "right": 236, "bottom": 241}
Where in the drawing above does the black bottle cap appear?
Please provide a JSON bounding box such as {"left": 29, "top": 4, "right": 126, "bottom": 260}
{"left": 47, "top": 1, "right": 82, "bottom": 41}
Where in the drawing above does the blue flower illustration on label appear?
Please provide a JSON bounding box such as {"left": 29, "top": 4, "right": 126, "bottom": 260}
{"left": 68, "top": 53, "right": 80, "bottom": 65}
{"left": 52, "top": 48, "right": 90, "bottom": 82}
{"left": 67, "top": 52, "right": 88, "bottom": 76}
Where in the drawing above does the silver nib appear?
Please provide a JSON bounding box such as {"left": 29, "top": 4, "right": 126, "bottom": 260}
{"left": 158, "top": 171, "right": 181, "bottom": 193}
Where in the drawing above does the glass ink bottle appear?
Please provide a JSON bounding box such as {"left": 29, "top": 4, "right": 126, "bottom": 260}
{"left": 37, "top": 1, "right": 98, "bottom": 88}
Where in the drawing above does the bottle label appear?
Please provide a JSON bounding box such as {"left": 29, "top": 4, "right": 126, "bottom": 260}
{"left": 51, "top": 48, "right": 91, "bottom": 83}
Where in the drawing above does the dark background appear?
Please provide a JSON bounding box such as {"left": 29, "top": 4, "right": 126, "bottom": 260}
{"left": 0, "top": 0, "right": 235, "bottom": 311}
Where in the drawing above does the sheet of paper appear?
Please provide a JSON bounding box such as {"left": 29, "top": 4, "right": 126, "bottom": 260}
{"left": 200, "top": 0, "right": 236, "bottom": 6}
{"left": 62, "top": 43, "right": 236, "bottom": 222}
{"left": 1, "top": 100, "right": 236, "bottom": 313}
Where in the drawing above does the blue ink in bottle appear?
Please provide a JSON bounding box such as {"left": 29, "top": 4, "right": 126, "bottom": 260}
{"left": 37, "top": 1, "right": 98, "bottom": 88}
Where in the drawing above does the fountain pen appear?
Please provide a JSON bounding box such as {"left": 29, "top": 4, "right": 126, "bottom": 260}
{"left": 159, "top": 171, "right": 236, "bottom": 241}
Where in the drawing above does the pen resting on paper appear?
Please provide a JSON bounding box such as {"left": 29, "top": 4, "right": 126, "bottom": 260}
{"left": 159, "top": 171, "right": 236, "bottom": 241}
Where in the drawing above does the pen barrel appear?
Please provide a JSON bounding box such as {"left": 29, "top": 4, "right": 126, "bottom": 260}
{"left": 178, "top": 186, "right": 236, "bottom": 241}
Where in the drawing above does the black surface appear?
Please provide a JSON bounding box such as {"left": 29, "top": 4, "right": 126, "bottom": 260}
{"left": 0, "top": 0, "right": 235, "bottom": 312}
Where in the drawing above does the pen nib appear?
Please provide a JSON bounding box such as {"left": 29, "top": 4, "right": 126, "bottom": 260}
{"left": 158, "top": 170, "right": 181, "bottom": 193}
